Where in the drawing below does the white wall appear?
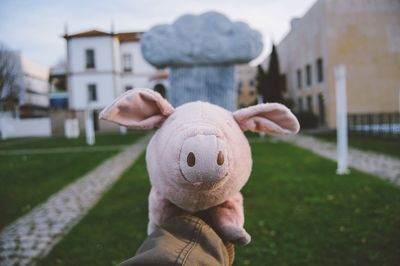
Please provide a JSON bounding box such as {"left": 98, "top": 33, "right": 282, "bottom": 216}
{"left": 0, "top": 116, "right": 51, "bottom": 139}
{"left": 3, "top": 53, "right": 50, "bottom": 108}
{"left": 119, "top": 42, "right": 154, "bottom": 75}
{"left": 112, "top": 37, "right": 121, "bottom": 73}
{"left": 69, "top": 74, "right": 118, "bottom": 109}
{"left": 20, "top": 55, "right": 49, "bottom": 94}
{"left": 68, "top": 36, "right": 115, "bottom": 73}
{"left": 121, "top": 75, "right": 149, "bottom": 90}
{"left": 67, "top": 35, "right": 161, "bottom": 111}
{"left": 120, "top": 42, "right": 155, "bottom": 90}
{"left": 68, "top": 35, "right": 121, "bottom": 110}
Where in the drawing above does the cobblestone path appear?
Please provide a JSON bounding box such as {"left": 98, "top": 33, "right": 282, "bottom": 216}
{"left": 0, "top": 135, "right": 150, "bottom": 266}
{"left": 278, "top": 134, "right": 400, "bottom": 185}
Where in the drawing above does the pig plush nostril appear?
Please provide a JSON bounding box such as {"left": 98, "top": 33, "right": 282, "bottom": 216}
{"left": 187, "top": 152, "right": 196, "bottom": 167}
{"left": 217, "top": 151, "right": 224, "bottom": 166}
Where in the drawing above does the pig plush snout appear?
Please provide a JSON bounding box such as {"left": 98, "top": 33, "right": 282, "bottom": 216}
{"left": 179, "top": 135, "right": 229, "bottom": 185}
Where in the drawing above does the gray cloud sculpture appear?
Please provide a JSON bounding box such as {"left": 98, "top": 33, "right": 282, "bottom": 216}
{"left": 141, "top": 11, "right": 263, "bottom": 68}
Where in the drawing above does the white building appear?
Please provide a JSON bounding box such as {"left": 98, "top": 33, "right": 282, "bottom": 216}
{"left": 19, "top": 54, "right": 49, "bottom": 116}
{"left": 0, "top": 51, "right": 51, "bottom": 139}
{"left": 64, "top": 29, "right": 164, "bottom": 131}
{"left": 235, "top": 64, "right": 257, "bottom": 108}
{"left": 0, "top": 50, "right": 49, "bottom": 117}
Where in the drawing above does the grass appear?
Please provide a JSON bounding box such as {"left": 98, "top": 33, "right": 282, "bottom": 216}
{"left": 38, "top": 155, "right": 150, "bottom": 266}
{"left": 309, "top": 131, "right": 400, "bottom": 159}
{"left": 0, "top": 131, "right": 146, "bottom": 150}
{"left": 38, "top": 138, "right": 400, "bottom": 266}
{"left": 0, "top": 132, "right": 145, "bottom": 230}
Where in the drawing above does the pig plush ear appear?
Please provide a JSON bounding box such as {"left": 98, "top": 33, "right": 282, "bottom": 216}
{"left": 233, "top": 103, "right": 300, "bottom": 135}
{"left": 99, "top": 88, "right": 174, "bottom": 129}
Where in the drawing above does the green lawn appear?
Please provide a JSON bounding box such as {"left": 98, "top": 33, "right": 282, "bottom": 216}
{"left": 309, "top": 131, "right": 400, "bottom": 159}
{"left": 0, "top": 132, "right": 145, "bottom": 230}
{"left": 38, "top": 138, "right": 400, "bottom": 266}
{"left": 0, "top": 131, "right": 146, "bottom": 150}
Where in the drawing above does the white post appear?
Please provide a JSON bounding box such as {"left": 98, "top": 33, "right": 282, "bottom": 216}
{"left": 85, "top": 107, "right": 95, "bottom": 145}
{"left": 85, "top": 95, "right": 95, "bottom": 146}
{"left": 119, "top": 126, "right": 127, "bottom": 135}
{"left": 334, "top": 64, "right": 349, "bottom": 175}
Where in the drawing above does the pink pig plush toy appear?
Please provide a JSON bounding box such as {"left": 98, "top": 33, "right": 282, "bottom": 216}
{"left": 100, "top": 88, "right": 299, "bottom": 245}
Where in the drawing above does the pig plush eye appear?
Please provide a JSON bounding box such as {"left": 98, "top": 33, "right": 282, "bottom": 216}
{"left": 217, "top": 151, "right": 224, "bottom": 166}
{"left": 187, "top": 152, "right": 196, "bottom": 167}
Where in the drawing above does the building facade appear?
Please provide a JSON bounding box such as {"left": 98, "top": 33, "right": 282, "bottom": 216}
{"left": 0, "top": 51, "right": 49, "bottom": 117}
{"left": 64, "top": 29, "right": 162, "bottom": 131}
{"left": 19, "top": 54, "right": 49, "bottom": 117}
{"left": 267, "top": 0, "right": 400, "bottom": 128}
{"left": 235, "top": 64, "right": 258, "bottom": 108}
{"left": 0, "top": 51, "right": 50, "bottom": 139}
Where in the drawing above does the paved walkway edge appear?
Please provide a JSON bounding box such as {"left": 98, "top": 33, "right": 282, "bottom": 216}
{"left": 276, "top": 134, "right": 400, "bottom": 185}
{"left": 0, "top": 134, "right": 151, "bottom": 266}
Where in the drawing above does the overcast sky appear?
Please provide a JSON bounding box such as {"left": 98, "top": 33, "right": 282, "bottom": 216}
{"left": 0, "top": 0, "right": 316, "bottom": 68}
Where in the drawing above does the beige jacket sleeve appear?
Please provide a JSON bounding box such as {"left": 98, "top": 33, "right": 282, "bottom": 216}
{"left": 118, "top": 215, "right": 234, "bottom": 266}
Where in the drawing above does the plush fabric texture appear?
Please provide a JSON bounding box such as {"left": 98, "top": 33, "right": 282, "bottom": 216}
{"left": 233, "top": 103, "right": 300, "bottom": 135}
{"left": 100, "top": 89, "right": 299, "bottom": 245}
{"left": 99, "top": 88, "right": 174, "bottom": 129}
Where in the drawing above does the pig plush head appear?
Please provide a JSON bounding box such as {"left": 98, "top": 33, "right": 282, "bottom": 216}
{"left": 100, "top": 89, "right": 299, "bottom": 212}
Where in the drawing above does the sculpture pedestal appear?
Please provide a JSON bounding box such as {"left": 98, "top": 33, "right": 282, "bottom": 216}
{"left": 169, "top": 65, "right": 235, "bottom": 111}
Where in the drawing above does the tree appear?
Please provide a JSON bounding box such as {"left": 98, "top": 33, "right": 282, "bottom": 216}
{"left": 0, "top": 43, "right": 21, "bottom": 112}
{"left": 257, "top": 44, "right": 286, "bottom": 104}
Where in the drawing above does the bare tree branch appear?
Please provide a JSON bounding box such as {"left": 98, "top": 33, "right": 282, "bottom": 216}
{"left": 0, "top": 43, "right": 21, "bottom": 110}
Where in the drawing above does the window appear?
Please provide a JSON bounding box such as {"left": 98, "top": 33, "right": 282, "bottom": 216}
{"left": 296, "top": 69, "right": 302, "bottom": 89}
{"left": 306, "top": 64, "right": 312, "bottom": 86}
{"left": 298, "top": 97, "right": 303, "bottom": 111}
{"left": 85, "top": 49, "right": 95, "bottom": 69}
{"left": 125, "top": 85, "right": 133, "bottom": 91}
{"left": 88, "top": 84, "right": 97, "bottom": 101}
{"left": 249, "top": 79, "right": 255, "bottom": 87}
{"left": 316, "top": 58, "right": 324, "bottom": 83}
{"left": 122, "top": 54, "right": 132, "bottom": 72}
{"left": 307, "top": 95, "right": 313, "bottom": 112}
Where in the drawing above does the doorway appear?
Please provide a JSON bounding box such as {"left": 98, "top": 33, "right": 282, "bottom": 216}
{"left": 93, "top": 110, "right": 99, "bottom": 131}
{"left": 154, "top": 84, "right": 166, "bottom": 98}
{"left": 318, "top": 93, "right": 325, "bottom": 126}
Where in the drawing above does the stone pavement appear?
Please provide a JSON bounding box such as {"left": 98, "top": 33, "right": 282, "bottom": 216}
{"left": 0, "top": 135, "right": 150, "bottom": 266}
{"left": 278, "top": 134, "right": 400, "bottom": 185}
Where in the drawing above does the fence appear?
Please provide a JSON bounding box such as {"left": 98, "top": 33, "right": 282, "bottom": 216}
{"left": 347, "top": 112, "right": 400, "bottom": 138}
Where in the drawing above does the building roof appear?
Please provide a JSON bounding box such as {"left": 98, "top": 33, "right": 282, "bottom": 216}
{"left": 116, "top": 32, "right": 143, "bottom": 43}
{"left": 150, "top": 70, "right": 169, "bottom": 81}
{"left": 63, "top": 29, "right": 143, "bottom": 43}
{"left": 64, "top": 29, "right": 111, "bottom": 39}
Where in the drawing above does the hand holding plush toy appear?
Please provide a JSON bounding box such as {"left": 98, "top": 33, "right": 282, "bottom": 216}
{"left": 100, "top": 89, "right": 299, "bottom": 245}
